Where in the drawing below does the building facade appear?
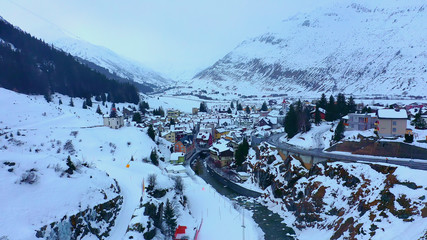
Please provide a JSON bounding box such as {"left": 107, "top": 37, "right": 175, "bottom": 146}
{"left": 376, "top": 109, "right": 407, "bottom": 137}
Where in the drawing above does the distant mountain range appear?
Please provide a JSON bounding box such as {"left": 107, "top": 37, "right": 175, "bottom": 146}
{"left": 191, "top": 1, "right": 427, "bottom": 97}
{"left": 52, "top": 38, "right": 173, "bottom": 91}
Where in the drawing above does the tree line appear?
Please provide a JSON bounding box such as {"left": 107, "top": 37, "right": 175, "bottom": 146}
{"left": 285, "top": 93, "right": 356, "bottom": 139}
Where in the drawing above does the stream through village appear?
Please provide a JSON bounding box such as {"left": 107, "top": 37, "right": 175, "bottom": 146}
{"left": 191, "top": 157, "right": 296, "bottom": 240}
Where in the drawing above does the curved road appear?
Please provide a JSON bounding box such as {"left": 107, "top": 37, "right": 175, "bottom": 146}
{"left": 267, "top": 133, "right": 427, "bottom": 171}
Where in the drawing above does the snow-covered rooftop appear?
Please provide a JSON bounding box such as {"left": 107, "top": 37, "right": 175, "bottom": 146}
{"left": 377, "top": 109, "right": 408, "bottom": 119}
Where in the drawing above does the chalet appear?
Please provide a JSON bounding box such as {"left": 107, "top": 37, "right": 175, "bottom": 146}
{"left": 174, "top": 135, "right": 195, "bottom": 155}
{"left": 103, "top": 108, "right": 124, "bottom": 129}
{"left": 268, "top": 99, "right": 277, "bottom": 105}
{"left": 209, "top": 139, "right": 234, "bottom": 167}
{"left": 121, "top": 107, "right": 134, "bottom": 119}
{"left": 165, "top": 165, "right": 186, "bottom": 175}
{"left": 259, "top": 111, "right": 269, "bottom": 117}
{"left": 376, "top": 109, "right": 408, "bottom": 137}
{"left": 196, "top": 131, "right": 213, "bottom": 147}
{"left": 310, "top": 108, "right": 326, "bottom": 121}
{"left": 256, "top": 118, "right": 272, "bottom": 127}
{"left": 163, "top": 131, "right": 176, "bottom": 144}
{"left": 214, "top": 128, "right": 229, "bottom": 140}
{"left": 346, "top": 113, "right": 377, "bottom": 131}
{"left": 170, "top": 152, "right": 185, "bottom": 165}
{"left": 167, "top": 109, "right": 180, "bottom": 120}
{"left": 268, "top": 110, "right": 285, "bottom": 126}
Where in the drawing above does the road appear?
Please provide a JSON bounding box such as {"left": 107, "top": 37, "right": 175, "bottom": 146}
{"left": 267, "top": 133, "right": 427, "bottom": 171}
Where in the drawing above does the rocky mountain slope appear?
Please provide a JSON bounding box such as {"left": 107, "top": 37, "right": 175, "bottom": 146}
{"left": 245, "top": 142, "right": 427, "bottom": 239}
{"left": 192, "top": 0, "right": 427, "bottom": 97}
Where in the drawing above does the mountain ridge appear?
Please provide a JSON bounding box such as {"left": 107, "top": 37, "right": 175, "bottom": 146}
{"left": 52, "top": 37, "right": 173, "bottom": 89}
{"left": 192, "top": 1, "right": 427, "bottom": 97}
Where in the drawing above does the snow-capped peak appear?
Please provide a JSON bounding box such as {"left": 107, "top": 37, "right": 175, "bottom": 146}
{"left": 192, "top": 0, "right": 427, "bottom": 97}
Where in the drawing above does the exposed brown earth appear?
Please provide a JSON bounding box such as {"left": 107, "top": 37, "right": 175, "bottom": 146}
{"left": 326, "top": 140, "right": 427, "bottom": 160}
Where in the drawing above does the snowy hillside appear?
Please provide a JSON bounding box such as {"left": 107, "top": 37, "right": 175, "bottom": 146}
{"left": 192, "top": 0, "right": 427, "bottom": 97}
{"left": 53, "top": 37, "right": 173, "bottom": 88}
{"left": 0, "top": 88, "right": 262, "bottom": 240}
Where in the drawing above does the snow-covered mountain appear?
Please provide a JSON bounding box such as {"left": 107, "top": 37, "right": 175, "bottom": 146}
{"left": 192, "top": 0, "right": 427, "bottom": 97}
{"left": 53, "top": 37, "right": 173, "bottom": 88}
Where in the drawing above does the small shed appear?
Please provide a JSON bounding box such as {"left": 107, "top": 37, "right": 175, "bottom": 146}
{"left": 165, "top": 165, "right": 187, "bottom": 175}
{"left": 170, "top": 152, "right": 185, "bottom": 165}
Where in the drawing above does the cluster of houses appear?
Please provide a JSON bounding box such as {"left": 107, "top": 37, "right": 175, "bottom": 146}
{"left": 100, "top": 98, "right": 427, "bottom": 169}
{"left": 342, "top": 103, "right": 427, "bottom": 138}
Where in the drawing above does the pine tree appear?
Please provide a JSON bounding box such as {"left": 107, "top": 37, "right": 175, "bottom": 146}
{"left": 361, "top": 106, "right": 372, "bottom": 113}
{"left": 314, "top": 105, "right": 321, "bottom": 125}
{"left": 101, "top": 93, "right": 106, "bottom": 104}
{"left": 261, "top": 101, "right": 268, "bottom": 111}
{"left": 227, "top": 108, "right": 232, "bottom": 114}
{"left": 44, "top": 93, "right": 52, "bottom": 103}
{"left": 304, "top": 108, "right": 312, "bottom": 132}
{"left": 163, "top": 199, "right": 177, "bottom": 238}
{"left": 318, "top": 93, "right": 327, "bottom": 110}
{"left": 245, "top": 106, "right": 251, "bottom": 114}
{"left": 82, "top": 101, "right": 87, "bottom": 109}
{"left": 69, "top": 98, "right": 74, "bottom": 107}
{"left": 96, "top": 105, "right": 103, "bottom": 115}
{"left": 333, "top": 120, "right": 345, "bottom": 142}
{"left": 336, "top": 93, "right": 347, "bottom": 118}
{"left": 65, "top": 155, "right": 76, "bottom": 174}
{"left": 139, "top": 101, "right": 149, "bottom": 114}
{"left": 170, "top": 118, "right": 176, "bottom": 125}
{"left": 235, "top": 138, "right": 249, "bottom": 166}
{"left": 284, "top": 105, "right": 298, "bottom": 138}
{"left": 347, "top": 96, "right": 356, "bottom": 113}
{"left": 86, "top": 96, "right": 92, "bottom": 107}
{"left": 412, "top": 109, "right": 427, "bottom": 129}
{"left": 132, "top": 112, "right": 142, "bottom": 123}
{"left": 199, "top": 102, "right": 207, "bottom": 112}
{"left": 230, "top": 101, "right": 234, "bottom": 109}
{"left": 154, "top": 202, "right": 164, "bottom": 229}
{"left": 59, "top": 99, "right": 62, "bottom": 105}
{"left": 237, "top": 102, "right": 243, "bottom": 111}
{"left": 325, "top": 95, "right": 336, "bottom": 121}
{"left": 148, "top": 125, "right": 156, "bottom": 141}
{"left": 150, "top": 149, "right": 159, "bottom": 166}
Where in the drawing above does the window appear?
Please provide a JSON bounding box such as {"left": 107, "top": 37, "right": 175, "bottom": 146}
{"left": 392, "top": 128, "right": 397, "bottom": 132}
{"left": 393, "top": 121, "right": 397, "bottom": 126}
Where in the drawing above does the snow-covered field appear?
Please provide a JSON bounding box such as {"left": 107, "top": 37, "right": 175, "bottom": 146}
{"left": 0, "top": 88, "right": 263, "bottom": 240}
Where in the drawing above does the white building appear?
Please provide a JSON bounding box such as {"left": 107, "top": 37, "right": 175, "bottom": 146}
{"left": 103, "top": 109, "right": 124, "bottom": 129}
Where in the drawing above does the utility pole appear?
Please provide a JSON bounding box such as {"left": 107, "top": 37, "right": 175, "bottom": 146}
{"left": 242, "top": 209, "right": 246, "bottom": 240}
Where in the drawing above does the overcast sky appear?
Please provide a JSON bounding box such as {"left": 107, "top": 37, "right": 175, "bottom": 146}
{"left": 0, "top": 0, "right": 335, "bottom": 79}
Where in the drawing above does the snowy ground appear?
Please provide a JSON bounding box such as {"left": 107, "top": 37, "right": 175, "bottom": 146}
{"left": 0, "top": 88, "right": 263, "bottom": 240}
{"left": 280, "top": 122, "right": 335, "bottom": 150}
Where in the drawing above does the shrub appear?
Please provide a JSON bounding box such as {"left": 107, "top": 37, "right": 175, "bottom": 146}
{"left": 174, "top": 176, "right": 184, "bottom": 193}
{"left": 147, "top": 174, "right": 157, "bottom": 190}
{"left": 20, "top": 170, "right": 38, "bottom": 184}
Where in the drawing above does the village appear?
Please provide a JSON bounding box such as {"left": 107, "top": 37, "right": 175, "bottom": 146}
{"left": 101, "top": 95, "right": 427, "bottom": 186}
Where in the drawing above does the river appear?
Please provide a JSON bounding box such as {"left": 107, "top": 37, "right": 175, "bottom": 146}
{"left": 191, "top": 157, "right": 296, "bottom": 240}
